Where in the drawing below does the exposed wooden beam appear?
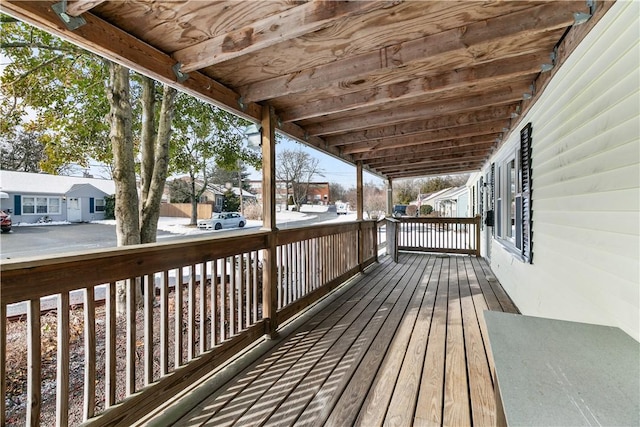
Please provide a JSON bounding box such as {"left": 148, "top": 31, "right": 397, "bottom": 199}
{"left": 386, "top": 161, "right": 482, "bottom": 176}
{"left": 327, "top": 106, "right": 514, "bottom": 146}
{"left": 374, "top": 155, "right": 488, "bottom": 172}
{"left": 240, "top": 2, "right": 585, "bottom": 102}
{"left": 173, "top": 1, "right": 397, "bottom": 73}
{"left": 66, "top": 0, "right": 106, "bottom": 17}
{"left": 337, "top": 121, "right": 506, "bottom": 151}
{"left": 366, "top": 148, "right": 494, "bottom": 168}
{"left": 340, "top": 121, "right": 509, "bottom": 155}
{"left": 307, "top": 83, "right": 529, "bottom": 137}
{"left": 387, "top": 165, "right": 479, "bottom": 179}
{"left": 352, "top": 137, "right": 497, "bottom": 161}
{"left": 0, "top": 0, "right": 262, "bottom": 122}
{"left": 280, "top": 52, "right": 546, "bottom": 122}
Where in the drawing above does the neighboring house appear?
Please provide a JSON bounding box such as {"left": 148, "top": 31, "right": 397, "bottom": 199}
{"left": 416, "top": 187, "right": 470, "bottom": 217}
{"left": 248, "top": 180, "right": 330, "bottom": 206}
{"left": 0, "top": 170, "right": 115, "bottom": 224}
{"left": 166, "top": 177, "right": 257, "bottom": 213}
{"left": 468, "top": 1, "right": 639, "bottom": 341}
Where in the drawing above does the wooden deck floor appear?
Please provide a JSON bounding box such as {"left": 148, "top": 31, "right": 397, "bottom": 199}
{"left": 168, "top": 253, "right": 519, "bottom": 427}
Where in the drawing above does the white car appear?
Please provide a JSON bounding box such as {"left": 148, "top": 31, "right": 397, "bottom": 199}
{"left": 197, "top": 212, "right": 246, "bottom": 230}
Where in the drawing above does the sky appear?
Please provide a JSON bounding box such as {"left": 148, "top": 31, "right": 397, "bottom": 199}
{"left": 248, "top": 135, "right": 386, "bottom": 189}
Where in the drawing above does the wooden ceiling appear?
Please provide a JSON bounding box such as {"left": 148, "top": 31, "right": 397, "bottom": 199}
{"left": 1, "top": 0, "right": 607, "bottom": 181}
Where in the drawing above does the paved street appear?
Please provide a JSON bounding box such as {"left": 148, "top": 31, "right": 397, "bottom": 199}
{"left": 0, "top": 210, "right": 342, "bottom": 260}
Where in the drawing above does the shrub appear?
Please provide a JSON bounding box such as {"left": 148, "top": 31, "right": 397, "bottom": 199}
{"left": 406, "top": 204, "right": 418, "bottom": 216}
{"left": 420, "top": 204, "right": 433, "bottom": 216}
{"left": 243, "top": 201, "right": 262, "bottom": 220}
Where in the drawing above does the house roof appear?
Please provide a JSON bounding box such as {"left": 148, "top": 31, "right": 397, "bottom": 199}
{"left": 0, "top": 170, "right": 116, "bottom": 195}
{"left": 1, "top": 1, "right": 611, "bottom": 181}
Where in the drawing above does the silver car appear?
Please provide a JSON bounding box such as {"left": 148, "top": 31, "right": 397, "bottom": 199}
{"left": 197, "top": 212, "right": 246, "bottom": 230}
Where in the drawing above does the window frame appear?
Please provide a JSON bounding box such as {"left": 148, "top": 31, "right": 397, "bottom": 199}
{"left": 492, "top": 123, "right": 533, "bottom": 263}
{"left": 21, "top": 196, "right": 62, "bottom": 215}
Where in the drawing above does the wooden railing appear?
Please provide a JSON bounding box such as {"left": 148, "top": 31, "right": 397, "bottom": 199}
{"left": 389, "top": 216, "right": 481, "bottom": 257}
{"left": 0, "top": 221, "right": 377, "bottom": 426}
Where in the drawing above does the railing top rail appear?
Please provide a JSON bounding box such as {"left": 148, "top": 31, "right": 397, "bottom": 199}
{"left": 1, "top": 230, "right": 270, "bottom": 305}
{"left": 276, "top": 220, "right": 375, "bottom": 245}
{"left": 395, "top": 216, "right": 479, "bottom": 224}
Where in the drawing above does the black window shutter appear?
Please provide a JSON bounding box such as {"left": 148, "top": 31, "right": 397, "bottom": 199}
{"left": 490, "top": 163, "right": 495, "bottom": 236}
{"left": 520, "top": 123, "right": 533, "bottom": 263}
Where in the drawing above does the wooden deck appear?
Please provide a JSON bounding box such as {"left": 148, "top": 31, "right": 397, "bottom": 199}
{"left": 164, "top": 253, "right": 519, "bottom": 427}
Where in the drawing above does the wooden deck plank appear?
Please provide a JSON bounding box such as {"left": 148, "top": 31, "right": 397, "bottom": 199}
{"left": 476, "top": 257, "right": 520, "bottom": 313}
{"left": 228, "top": 255, "right": 422, "bottom": 426}
{"left": 381, "top": 254, "right": 440, "bottom": 426}
{"left": 414, "top": 257, "right": 448, "bottom": 426}
{"left": 442, "top": 256, "right": 471, "bottom": 426}
{"left": 458, "top": 257, "right": 495, "bottom": 426}
{"left": 462, "top": 257, "right": 497, "bottom": 382}
{"left": 262, "top": 255, "right": 424, "bottom": 427}
{"left": 160, "top": 253, "right": 518, "bottom": 427}
{"left": 175, "top": 257, "right": 402, "bottom": 426}
{"left": 301, "top": 254, "right": 431, "bottom": 426}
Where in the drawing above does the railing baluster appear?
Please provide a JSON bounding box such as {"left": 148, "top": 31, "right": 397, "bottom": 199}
{"left": 56, "top": 292, "right": 69, "bottom": 425}
{"left": 160, "top": 272, "right": 169, "bottom": 376}
{"left": 144, "top": 275, "right": 154, "bottom": 385}
{"left": 230, "top": 256, "right": 236, "bottom": 336}
{"left": 238, "top": 254, "right": 244, "bottom": 332}
{"left": 0, "top": 303, "right": 5, "bottom": 427}
{"left": 200, "top": 262, "right": 208, "bottom": 353}
{"left": 245, "top": 253, "right": 251, "bottom": 328}
{"left": 252, "top": 251, "right": 259, "bottom": 322}
{"left": 175, "top": 268, "right": 184, "bottom": 368}
{"left": 126, "top": 278, "right": 136, "bottom": 396}
{"left": 105, "top": 282, "right": 116, "bottom": 407}
{"left": 221, "top": 258, "right": 227, "bottom": 341}
{"left": 27, "top": 299, "right": 41, "bottom": 426}
{"left": 188, "top": 264, "right": 196, "bottom": 360}
{"left": 84, "top": 286, "right": 96, "bottom": 420}
{"left": 212, "top": 260, "right": 218, "bottom": 346}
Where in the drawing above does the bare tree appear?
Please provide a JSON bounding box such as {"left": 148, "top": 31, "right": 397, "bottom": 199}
{"left": 276, "top": 148, "right": 322, "bottom": 210}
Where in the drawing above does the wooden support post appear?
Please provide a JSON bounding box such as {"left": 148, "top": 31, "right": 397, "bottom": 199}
{"left": 387, "top": 179, "right": 393, "bottom": 217}
{"left": 261, "top": 105, "right": 278, "bottom": 338}
{"left": 356, "top": 162, "right": 364, "bottom": 270}
{"left": 356, "top": 162, "right": 363, "bottom": 221}
{"left": 475, "top": 214, "right": 482, "bottom": 257}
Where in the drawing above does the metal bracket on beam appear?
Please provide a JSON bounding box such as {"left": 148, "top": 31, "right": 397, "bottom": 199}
{"left": 238, "top": 96, "right": 246, "bottom": 112}
{"left": 52, "top": 1, "right": 86, "bottom": 31}
{"left": 172, "top": 63, "right": 189, "bottom": 83}
{"left": 574, "top": 0, "right": 593, "bottom": 26}
{"left": 541, "top": 48, "right": 557, "bottom": 73}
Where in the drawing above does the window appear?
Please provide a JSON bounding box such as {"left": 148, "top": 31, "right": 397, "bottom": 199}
{"left": 22, "top": 196, "right": 61, "bottom": 215}
{"left": 493, "top": 123, "right": 533, "bottom": 263}
{"left": 95, "top": 198, "right": 105, "bottom": 212}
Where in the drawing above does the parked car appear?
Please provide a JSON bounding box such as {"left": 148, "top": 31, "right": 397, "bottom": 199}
{"left": 0, "top": 210, "right": 12, "bottom": 233}
{"left": 336, "top": 202, "right": 350, "bottom": 215}
{"left": 392, "top": 204, "right": 407, "bottom": 217}
{"left": 197, "top": 212, "right": 246, "bottom": 230}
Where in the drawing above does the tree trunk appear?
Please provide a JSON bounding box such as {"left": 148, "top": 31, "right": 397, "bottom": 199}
{"left": 139, "top": 76, "right": 156, "bottom": 211}
{"left": 107, "top": 62, "right": 141, "bottom": 315}
{"left": 190, "top": 173, "right": 198, "bottom": 226}
{"left": 140, "top": 83, "right": 177, "bottom": 244}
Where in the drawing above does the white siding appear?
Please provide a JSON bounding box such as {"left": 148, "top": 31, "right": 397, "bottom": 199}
{"left": 479, "top": 1, "right": 640, "bottom": 341}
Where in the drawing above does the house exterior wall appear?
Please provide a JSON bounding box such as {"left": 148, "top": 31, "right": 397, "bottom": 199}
{"left": 472, "top": 1, "right": 639, "bottom": 341}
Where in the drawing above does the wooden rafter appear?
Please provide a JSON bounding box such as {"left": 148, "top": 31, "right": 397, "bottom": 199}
{"left": 239, "top": 2, "right": 585, "bottom": 102}
{"left": 66, "top": 0, "right": 106, "bottom": 17}
{"left": 339, "top": 120, "right": 509, "bottom": 155}
{"left": 327, "top": 106, "right": 515, "bottom": 146}
{"left": 280, "top": 52, "right": 547, "bottom": 123}
{"left": 351, "top": 137, "right": 498, "bottom": 161}
{"left": 173, "top": 1, "right": 398, "bottom": 73}
{"left": 365, "top": 148, "right": 495, "bottom": 167}
{"left": 306, "top": 83, "right": 529, "bottom": 137}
